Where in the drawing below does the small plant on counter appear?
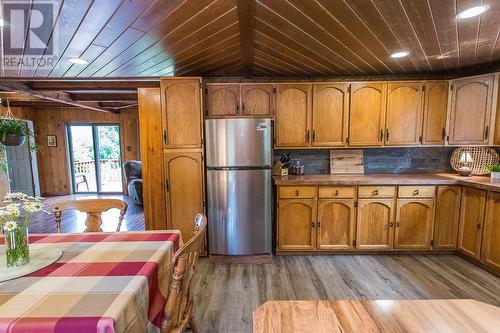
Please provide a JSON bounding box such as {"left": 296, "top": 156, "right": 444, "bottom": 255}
{"left": 486, "top": 163, "right": 500, "bottom": 179}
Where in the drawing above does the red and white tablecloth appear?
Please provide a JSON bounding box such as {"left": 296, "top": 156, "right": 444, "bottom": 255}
{"left": 0, "top": 231, "right": 182, "bottom": 333}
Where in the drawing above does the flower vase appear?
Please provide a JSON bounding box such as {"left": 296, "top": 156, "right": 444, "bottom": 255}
{"left": 5, "top": 227, "right": 30, "bottom": 268}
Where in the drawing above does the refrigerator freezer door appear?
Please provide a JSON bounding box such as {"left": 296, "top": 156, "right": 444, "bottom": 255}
{"left": 207, "top": 169, "right": 272, "bottom": 255}
{"left": 205, "top": 118, "right": 272, "bottom": 167}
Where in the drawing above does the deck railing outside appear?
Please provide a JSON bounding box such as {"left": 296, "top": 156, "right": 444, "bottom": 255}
{"left": 73, "top": 159, "right": 122, "bottom": 192}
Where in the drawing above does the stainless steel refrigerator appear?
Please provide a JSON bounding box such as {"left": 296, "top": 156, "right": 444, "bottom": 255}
{"left": 205, "top": 118, "right": 272, "bottom": 255}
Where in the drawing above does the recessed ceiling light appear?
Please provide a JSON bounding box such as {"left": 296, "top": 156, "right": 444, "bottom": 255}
{"left": 68, "top": 58, "right": 89, "bottom": 65}
{"left": 390, "top": 51, "right": 410, "bottom": 58}
{"left": 457, "top": 5, "right": 489, "bottom": 19}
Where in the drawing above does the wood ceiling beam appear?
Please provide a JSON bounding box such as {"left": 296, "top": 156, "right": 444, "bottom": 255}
{"left": 0, "top": 78, "right": 160, "bottom": 91}
{"left": 4, "top": 101, "right": 69, "bottom": 108}
{"left": 0, "top": 82, "right": 112, "bottom": 113}
{"left": 69, "top": 93, "right": 138, "bottom": 102}
{"left": 237, "top": 0, "right": 256, "bottom": 78}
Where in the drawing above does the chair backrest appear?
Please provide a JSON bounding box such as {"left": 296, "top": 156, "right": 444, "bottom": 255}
{"left": 162, "top": 213, "right": 207, "bottom": 333}
{"left": 123, "top": 160, "right": 142, "bottom": 182}
{"left": 51, "top": 198, "right": 128, "bottom": 233}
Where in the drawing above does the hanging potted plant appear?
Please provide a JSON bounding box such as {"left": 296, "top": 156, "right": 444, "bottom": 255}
{"left": 0, "top": 99, "right": 37, "bottom": 147}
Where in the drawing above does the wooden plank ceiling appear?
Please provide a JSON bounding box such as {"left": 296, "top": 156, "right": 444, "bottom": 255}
{"left": 0, "top": 0, "right": 499, "bottom": 78}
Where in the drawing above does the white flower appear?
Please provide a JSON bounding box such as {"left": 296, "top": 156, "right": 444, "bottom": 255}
{"left": 5, "top": 203, "right": 20, "bottom": 215}
{"left": 3, "top": 221, "right": 18, "bottom": 232}
{"left": 24, "top": 202, "right": 42, "bottom": 213}
{"left": 0, "top": 209, "right": 7, "bottom": 217}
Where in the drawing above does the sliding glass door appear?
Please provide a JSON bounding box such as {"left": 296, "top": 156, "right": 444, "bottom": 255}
{"left": 67, "top": 124, "right": 123, "bottom": 194}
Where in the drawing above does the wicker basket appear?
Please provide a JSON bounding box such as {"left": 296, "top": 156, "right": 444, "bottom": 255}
{"left": 450, "top": 147, "right": 499, "bottom": 176}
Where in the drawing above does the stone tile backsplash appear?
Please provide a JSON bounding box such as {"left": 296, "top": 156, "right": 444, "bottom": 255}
{"left": 274, "top": 147, "right": 500, "bottom": 174}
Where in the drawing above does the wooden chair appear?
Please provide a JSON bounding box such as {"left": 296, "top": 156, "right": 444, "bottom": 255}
{"left": 162, "top": 213, "right": 207, "bottom": 333}
{"left": 51, "top": 198, "right": 128, "bottom": 233}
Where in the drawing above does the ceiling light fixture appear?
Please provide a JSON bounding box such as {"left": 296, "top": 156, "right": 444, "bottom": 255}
{"left": 68, "top": 58, "right": 89, "bottom": 65}
{"left": 457, "top": 5, "right": 490, "bottom": 19}
{"left": 390, "top": 51, "right": 410, "bottom": 58}
{"left": 0, "top": 19, "right": 5, "bottom": 27}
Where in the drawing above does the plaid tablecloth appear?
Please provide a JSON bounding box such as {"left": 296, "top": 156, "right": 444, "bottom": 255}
{"left": 0, "top": 231, "right": 182, "bottom": 333}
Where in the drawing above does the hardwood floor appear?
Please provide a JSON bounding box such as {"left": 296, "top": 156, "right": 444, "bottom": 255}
{"left": 29, "top": 194, "right": 144, "bottom": 233}
{"left": 191, "top": 254, "right": 500, "bottom": 333}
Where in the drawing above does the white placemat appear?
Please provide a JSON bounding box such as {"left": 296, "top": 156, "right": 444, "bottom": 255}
{"left": 0, "top": 247, "right": 63, "bottom": 283}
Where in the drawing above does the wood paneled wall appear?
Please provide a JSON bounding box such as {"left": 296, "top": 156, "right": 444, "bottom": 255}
{"left": 0, "top": 105, "right": 139, "bottom": 196}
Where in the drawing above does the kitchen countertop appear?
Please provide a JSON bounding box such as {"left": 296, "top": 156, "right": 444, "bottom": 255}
{"left": 273, "top": 173, "right": 500, "bottom": 192}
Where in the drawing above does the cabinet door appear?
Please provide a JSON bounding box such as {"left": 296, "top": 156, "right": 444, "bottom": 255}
{"left": 164, "top": 152, "right": 204, "bottom": 243}
{"left": 422, "top": 81, "right": 448, "bottom": 145}
{"left": 206, "top": 84, "right": 240, "bottom": 116}
{"left": 458, "top": 187, "right": 487, "bottom": 259}
{"left": 138, "top": 88, "right": 167, "bottom": 230}
{"left": 433, "top": 186, "right": 461, "bottom": 249}
{"left": 449, "top": 75, "right": 494, "bottom": 145}
{"left": 317, "top": 199, "right": 355, "bottom": 250}
{"left": 394, "top": 199, "right": 434, "bottom": 250}
{"left": 275, "top": 84, "right": 311, "bottom": 147}
{"left": 356, "top": 199, "right": 394, "bottom": 250}
{"left": 312, "top": 84, "right": 349, "bottom": 147}
{"left": 162, "top": 78, "right": 202, "bottom": 148}
{"left": 349, "top": 83, "right": 386, "bottom": 146}
{"left": 278, "top": 199, "right": 316, "bottom": 250}
{"left": 385, "top": 82, "right": 423, "bottom": 146}
{"left": 241, "top": 84, "right": 274, "bottom": 116}
{"left": 482, "top": 192, "right": 500, "bottom": 272}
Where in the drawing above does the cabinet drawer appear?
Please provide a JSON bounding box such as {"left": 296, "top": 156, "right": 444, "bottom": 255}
{"left": 319, "top": 187, "right": 356, "bottom": 199}
{"left": 398, "top": 186, "right": 435, "bottom": 198}
{"left": 358, "top": 186, "right": 395, "bottom": 198}
{"left": 279, "top": 186, "right": 316, "bottom": 199}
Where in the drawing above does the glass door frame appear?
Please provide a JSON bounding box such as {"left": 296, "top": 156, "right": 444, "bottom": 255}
{"left": 66, "top": 123, "right": 123, "bottom": 194}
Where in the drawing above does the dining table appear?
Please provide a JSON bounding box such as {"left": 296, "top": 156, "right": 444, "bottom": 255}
{"left": 0, "top": 230, "right": 182, "bottom": 333}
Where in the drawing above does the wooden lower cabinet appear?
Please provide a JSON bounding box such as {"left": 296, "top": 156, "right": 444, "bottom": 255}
{"left": 458, "top": 187, "right": 487, "bottom": 259}
{"left": 278, "top": 199, "right": 317, "bottom": 251}
{"left": 356, "top": 199, "right": 395, "bottom": 250}
{"left": 317, "top": 199, "right": 355, "bottom": 250}
{"left": 164, "top": 151, "right": 205, "bottom": 249}
{"left": 481, "top": 192, "right": 500, "bottom": 271}
{"left": 433, "top": 186, "right": 461, "bottom": 249}
{"left": 394, "top": 199, "right": 434, "bottom": 250}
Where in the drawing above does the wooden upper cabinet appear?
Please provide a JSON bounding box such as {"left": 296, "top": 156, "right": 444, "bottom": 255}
{"left": 356, "top": 199, "right": 394, "bottom": 250}
{"left": 275, "top": 84, "right": 312, "bottom": 148}
{"left": 458, "top": 187, "right": 487, "bottom": 260}
{"left": 317, "top": 199, "right": 355, "bottom": 250}
{"left": 482, "top": 192, "right": 500, "bottom": 271}
{"left": 161, "top": 78, "right": 202, "bottom": 148}
{"left": 385, "top": 82, "right": 424, "bottom": 146}
{"left": 433, "top": 186, "right": 461, "bottom": 249}
{"left": 206, "top": 84, "right": 240, "bottom": 117}
{"left": 312, "top": 84, "right": 349, "bottom": 147}
{"left": 449, "top": 75, "right": 494, "bottom": 145}
{"left": 394, "top": 199, "right": 434, "bottom": 250}
{"left": 349, "top": 83, "right": 386, "bottom": 146}
{"left": 422, "top": 81, "right": 449, "bottom": 145}
{"left": 164, "top": 151, "right": 204, "bottom": 240}
{"left": 240, "top": 84, "right": 274, "bottom": 116}
{"left": 278, "top": 198, "right": 316, "bottom": 251}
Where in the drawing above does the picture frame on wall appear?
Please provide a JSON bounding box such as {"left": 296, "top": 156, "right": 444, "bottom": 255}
{"left": 47, "top": 135, "right": 57, "bottom": 147}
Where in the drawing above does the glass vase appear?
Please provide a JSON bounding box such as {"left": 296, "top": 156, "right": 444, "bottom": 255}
{"left": 5, "top": 227, "right": 30, "bottom": 268}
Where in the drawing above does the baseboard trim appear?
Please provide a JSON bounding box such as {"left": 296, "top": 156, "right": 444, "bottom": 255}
{"left": 209, "top": 254, "right": 273, "bottom": 264}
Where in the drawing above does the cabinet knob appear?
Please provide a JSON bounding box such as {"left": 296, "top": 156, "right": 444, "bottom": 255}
{"left": 413, "top": 189, "right": 419, "bottom": 196}
{"left": 389, "top": 222, "right": 394, "bottom": 228}
{"left": 395, "top": 221, "right": 400, "bottom": 228}
{"left": 335, "top": 190, "right": 339, "bottom": 196}
{"left": 373, "top": 189, "right": 379, "bottom": 196}
{"left": 295, "top": 190, "right": 299, "bottom": 196}
{"left": 476, "top": 223, "right": 482, "bottom": 229}
{"left": 312, "top": 222, "right": 315, "bottom": 228}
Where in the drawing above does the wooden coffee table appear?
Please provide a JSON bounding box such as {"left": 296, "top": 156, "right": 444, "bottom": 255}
{"left": 253, "top": 299, "right": 500, "bottom": 332}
